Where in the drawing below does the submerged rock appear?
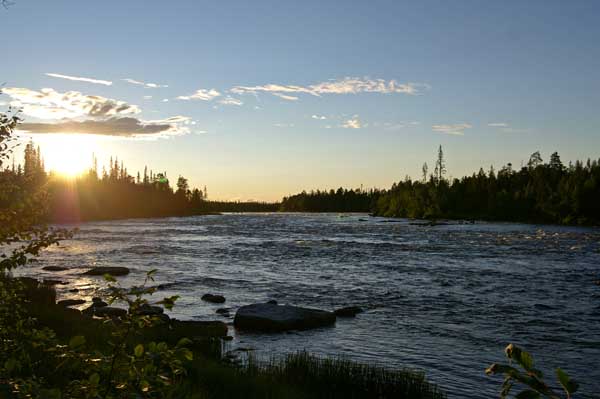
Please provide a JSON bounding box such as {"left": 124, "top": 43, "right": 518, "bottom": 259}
{"left": 43, "top": 279, "right": 69, "bottom": 286}
{"left": 42, "top": 266, "right": 68, "bottom": 272}
{"left": 334, "top": 306, "right": 363, "bottom": 317}
{"left": 234, "top": 303, "right": 336, "bottom": 332}
{"left": 93, "top": 306, "right": 128, "bottom": 318}
{"left": 168, "top": 320, "right": 228, "bottom": 337}
{"left": 57, "top": 299, "right": 86, "bottom": 307}
{"left": 216, "top": 308, "right": 230, "bottom": 316}
{"left": 83, "top": 266, "right": 130, "bottom": 276}
{"left": 83, "top": 305, "right": 127, "bottom": 319}
{"left": 202, "top": 293, "right": 226, "bottom": 304}
{"left": 133, "top": 304, "right": 169, "bottom": 322}
{"left": 134, "top": 304, "right": 164, "bottom": 316}
{"left": 92, "top": 297, "right": 108, "bottom": 307}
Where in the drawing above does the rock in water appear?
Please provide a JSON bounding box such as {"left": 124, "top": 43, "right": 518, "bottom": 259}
{"left": 82, "top": 267, "right": 130, "bottom": 276}
{"left": 201, "top": 293, "right": 226, "bottom": 303}
{"left": 57, "top": 299, "right": 86, "bottom": 307}
{"left": 334, "top": 306, "right": 363, "bottom": 317}
{"left": 234, "top": 303, "right": 336, "bottom": 332}
{"left": 42, "top": 266, "right": 68, "bottom": 271}
{"left": 83, "top": 306, "right": 127, "bottom": 319}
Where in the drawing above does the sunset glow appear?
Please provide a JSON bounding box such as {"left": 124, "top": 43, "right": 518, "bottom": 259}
{"left": 37, "top": 134, "right": 99, "bottom": 177}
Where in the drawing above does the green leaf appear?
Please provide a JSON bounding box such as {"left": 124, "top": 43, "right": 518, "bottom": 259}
{"left": 4, "top": 358, "right": 19, "bottom": 372}
{"left": 518, "top": 350, "right": 534, "bottom": 371}
{"left": 176, "top": 337, "right": 193, "bottom": 347}
{"left": 556, "top": 368, "right": 579, "bottom": 395}
{"left": 103, "top": 273, "right": 116, "bottom": 282}
{"left": 515, "top": 389, "right": 541, "bottom": 399}
{"left": 134, "top": 344, "right": 144, "bottom": 357}
{"left": 157, "top": 295, "right": 180, "bottom": 310}
{"left": 89, "top": 373, "right": 100, "bottom": 386}
{"left": 181, "top": 349, "right": 193, "bottom": 361}
{"left": 69, "top": 335, "right": 86, "bottom": 349}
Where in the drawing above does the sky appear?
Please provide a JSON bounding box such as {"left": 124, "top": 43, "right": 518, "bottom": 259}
{"left": 1, "top": 0, "right": 599, "bottom": 201}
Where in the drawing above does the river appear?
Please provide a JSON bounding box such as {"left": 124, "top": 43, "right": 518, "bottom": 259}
{"left": 26, "top": 213, "right": 600, "bottom": 397}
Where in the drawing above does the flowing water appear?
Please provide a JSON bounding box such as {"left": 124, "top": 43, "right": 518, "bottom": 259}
{"left": 23, "top": 213, "right": 600, "bottom": 397}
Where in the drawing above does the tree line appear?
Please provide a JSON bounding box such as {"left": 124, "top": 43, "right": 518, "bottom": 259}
{"left": 280, "top": 188, "right": 381, "bottom": 212}
{"left": 3, "top": 141, "right": 276, "bottom": 222}
{"left": 281, "top": 146, "right": 600, "bottom": 225}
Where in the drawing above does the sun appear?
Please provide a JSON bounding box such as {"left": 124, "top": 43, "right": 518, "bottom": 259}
{"left": 37, "top": 134, "right": 100, "bottom": 177}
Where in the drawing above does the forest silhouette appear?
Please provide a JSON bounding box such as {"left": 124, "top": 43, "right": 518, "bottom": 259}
{"left": 4, "top": 142, "right": 600, "bottom": 225}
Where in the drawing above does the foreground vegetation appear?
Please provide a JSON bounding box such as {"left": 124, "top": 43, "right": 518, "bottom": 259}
{"left": 0, "top": 276, "right": 446, "bottom": 398}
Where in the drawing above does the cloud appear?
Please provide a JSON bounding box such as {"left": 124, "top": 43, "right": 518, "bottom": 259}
{"left": 45, "top": 73, "right": 113, "bottom": 86}
{"left": 342, "top": 116, "right": 362, "bottom": 129}
{"left": 379, "top": 121, "right": 420, "bottom": 130}
{"left": 230, "top": 77, "right": 427, "bottom": 101}
{"left": 487, "top": 122, "right": 529, "bottom": 133}
{"left": 123, "top": 78, "right": 168, "bottom": 89}
{"left": 2, "top": 87, "right": 140, "bottom": 120}
{"left": 432, "top": 123, "right": 471, "bottom": 136}
{"left": 273, "top": 123, "right": 294, "bottom": 128}
{"left": 218, "top": 96, "right": 243, "bottom": 106}
{"left": 311, "top": 114, "right": 327, "bottom": 120}
{"left": 18, "top": 116, "right": 191, "bottom": 138}
{"left": 271, "top": 93, "right": 299, "bottom": 101}
{"left": 177, "top": 88, "right": 221, "bottom": 101}
{"left": 143, "top": 95, "right": 153, "bottom": 100}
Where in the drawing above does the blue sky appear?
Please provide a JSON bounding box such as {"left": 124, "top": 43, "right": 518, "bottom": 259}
{"left": 1, "top": 0, "right": 599, "bottom": 200}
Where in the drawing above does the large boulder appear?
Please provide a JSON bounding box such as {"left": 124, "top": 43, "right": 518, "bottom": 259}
{"left": 83, "top": 267, "right": 130, "bottom": 276}
{"left": 234, "top": 303, "right": 336, "bottom": 332}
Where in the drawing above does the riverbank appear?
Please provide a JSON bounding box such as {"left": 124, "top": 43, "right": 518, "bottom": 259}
{"left": 4, "top": 276, "right": 446, "bottom": 398}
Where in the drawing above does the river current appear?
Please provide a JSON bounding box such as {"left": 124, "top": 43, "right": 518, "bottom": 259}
{"left": 25, "top": 213, "right": 600, "bottom": 397}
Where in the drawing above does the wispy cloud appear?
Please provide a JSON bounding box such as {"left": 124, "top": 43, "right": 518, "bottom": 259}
{"left": 375, "top": 121, "right": 420, "bottom": 130}
{"left": 45, "top": 73, "right": 113, "bottom": 86}
{"left": 342, "top": 116, "right": 362, "bottom": 129}
{"left": 311, "top": 114, "right": 327, "bottom": 120}
{"left": 2, "top": 87, "right": 139, "bottom": 119}
{"left": 218, "top": 96, "right": 243, "bottom": 106}
{"left": 177, "top": 88, "right": 221, "bottom": 101}
{"left": 123, "top": 78, "right": 168, "bottom": 89}
{"left": 488, "top": 122, "right": 530, "bottom": 133}
{"left": 271, "top": 93, "right": 299, "bottom": 101}
{"left": 432, "top": 123, "right": 471, "bottom": 136}
{"left": 273, "top": 123, "right": 294, "bottom": 128}
{"left": 231, "top": 77, "right": 428, "bottom": 101}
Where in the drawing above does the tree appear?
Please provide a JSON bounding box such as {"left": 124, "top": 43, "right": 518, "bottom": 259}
{"left": 433, "top": 145, "right": 446, "bottom": 184}
{"left": 528, "top": 151, "right": 543, "bottom": 169}
{"left": 549, "top": 151, "right": 564, "bottom": 171}
{"left": 422, "top": 162, "right": 428, "bottom": 182}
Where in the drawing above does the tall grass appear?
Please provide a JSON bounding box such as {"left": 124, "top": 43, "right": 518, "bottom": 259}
{"left": 189, "top": 351, "right": 446, "bottom": 399}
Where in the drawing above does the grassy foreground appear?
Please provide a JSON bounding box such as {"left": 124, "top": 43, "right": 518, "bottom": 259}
{"left": 2, "top": 277, "right": 446, "bottom": 399}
